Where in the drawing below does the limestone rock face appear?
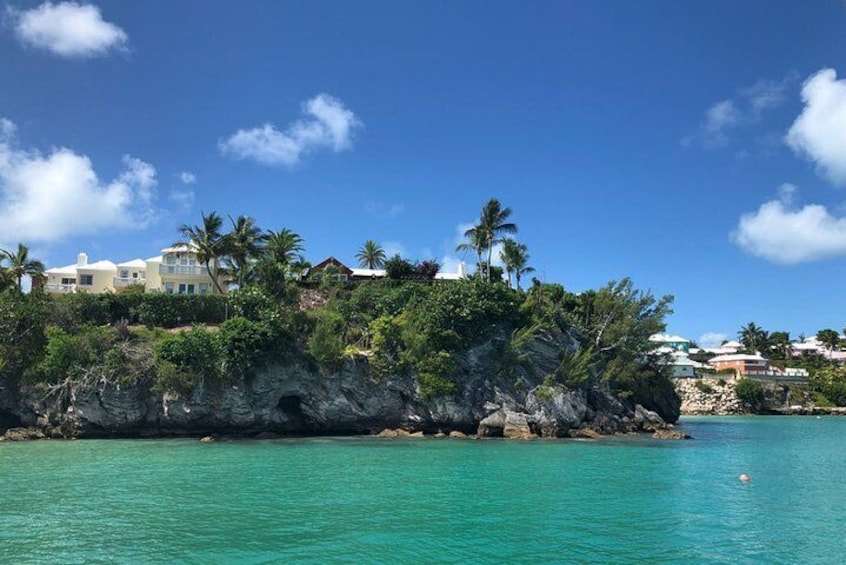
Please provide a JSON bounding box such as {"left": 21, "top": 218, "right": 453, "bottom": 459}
{"left": 5, "top": 328, "right": 681, "bottom": 439}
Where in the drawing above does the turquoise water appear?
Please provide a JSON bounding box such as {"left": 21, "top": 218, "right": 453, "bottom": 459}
{"left": 1, "top": 417, "right": 845, "bottom": 564}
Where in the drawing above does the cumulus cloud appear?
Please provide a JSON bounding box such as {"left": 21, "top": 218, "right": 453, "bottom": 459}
{"left": 9, "top": 1, "right": 128, "bottom": 58}
{"left": 684, "top": 75, "right": 794, "bottom": 148}
{"left": 699, "top": 332, "right": 728, "bottom": 348}
{"left": 179, "top": 171, "right": 196, "bottom": 184}
{"left": 731, "top": 184, "right": 846, "bottom": 264}
{"left": 786, "top": 68, "right": 846, "bottom": 186}
{"left": 0, "top": 118, "right": 156, "bottom": 243}
{"left": 219, "top": 94, "right": 362, "bottom": 167}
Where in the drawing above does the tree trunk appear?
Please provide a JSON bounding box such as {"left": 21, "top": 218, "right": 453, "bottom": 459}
{"left": 207, "top": 262, "right": 224, "bottom": 294}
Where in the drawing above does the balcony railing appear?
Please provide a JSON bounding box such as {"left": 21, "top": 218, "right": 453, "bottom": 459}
{"left": 159, "top": 265, "right": 207, "bottom": 276}
{"left": 113, "top": 277, "right": 146, "bottom": 287}
{"left": 44, "top": 283, "right": 76, "bottom": 293}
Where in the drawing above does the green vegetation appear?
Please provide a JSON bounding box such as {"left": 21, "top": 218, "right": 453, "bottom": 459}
{"left": 694, "top": 380, "right": 714, "bottom": 393}
{"left": 0, "top": 199, "right": 681, "bottom": 411}
{"left": 735, "top": 378, "right": 765, "bottom": 411}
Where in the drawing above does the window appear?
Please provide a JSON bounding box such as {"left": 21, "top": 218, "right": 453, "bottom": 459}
{"left": 120, "top": 270, "right": 129, "bottom": 279}
{"left": 199, "top": 283, "right": 209, "bottom": 294}
{"left": 165, "top": 282, "right": 174, "bottom": 294}
{"left": 61, "top": 277, "right": 76, "bottom": 285}
{"left": 79, "top": 274, "right": 93, "bottom": 286}
{"left": 187, "top": 284, "right": 195, "bottom": 295}
{"left": 178, "top": 283, "right": 186, "bottom": 294}
{"left": 132, "top": 272, "right": 139, "bottom": 279}
{"left": 166, "top": 256, "right": 176, "bottom": 265}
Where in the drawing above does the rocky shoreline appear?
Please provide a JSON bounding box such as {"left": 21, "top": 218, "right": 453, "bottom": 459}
{"left": 0, "top": 331, "right": 684, "bottom": 442}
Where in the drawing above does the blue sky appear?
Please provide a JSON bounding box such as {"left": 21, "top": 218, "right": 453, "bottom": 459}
{"left": 2, "top": 1, "right": 846, "bottom": 345}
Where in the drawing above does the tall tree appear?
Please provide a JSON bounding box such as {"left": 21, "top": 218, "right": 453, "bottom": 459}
{"left": 225, "top": 215, "right": 265, "bottom": 288}
{"left": 470, "top": 198, "right": 518, "bottom": 282}
{"left": 499, "top": 238, "right": 535, "bottom": 292}
{"left": 0, "top": 243, "right": 45, "bottom": 291}
{"left": 265, "top": 228, "right": 305, "bottom": 266}
{"left": 769, "top": 331, "right": 792, "bottom": 360}
{"left": 355, "top": 240, "right": 387, "bottom": 269}
{"left": 455, "top": 228, "right": 487, "bottom": 278}
{"left": 178, "top": 211, "right": 229, "bottom": 294}
{"left": 817, "top": 329, "right": 841, "bottom": 357}
{"left": 738, "top": 322, "right": 769, "bottom": 355}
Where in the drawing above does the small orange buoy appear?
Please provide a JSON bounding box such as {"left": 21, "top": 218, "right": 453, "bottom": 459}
{"left": 739, "top": 474, "right": 750, "bottom": 483}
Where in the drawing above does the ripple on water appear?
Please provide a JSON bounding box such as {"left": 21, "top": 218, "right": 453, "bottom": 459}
{"left": 1, "top": 418, "right": 845, "bottom": 564}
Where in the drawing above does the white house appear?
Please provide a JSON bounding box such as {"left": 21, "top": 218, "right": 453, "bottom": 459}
{"left": 114, "top": 259, "right": 147, "bottom": 290}
{"left": 43, "top": 253, "right": 116, "bottom": 294}
{"left": 144, "top": 244, "right": 221, "bottom": 294}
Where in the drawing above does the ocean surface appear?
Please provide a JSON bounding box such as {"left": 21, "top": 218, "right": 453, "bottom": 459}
{"left": 1, "top": 417, "right": 844, "bottom": 564}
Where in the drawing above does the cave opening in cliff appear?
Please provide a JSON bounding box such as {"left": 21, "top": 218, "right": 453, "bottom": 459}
{"left": 0, "top": 409, "right": 22, "bottom": 431}
{"left": 276, "top": 395, "right": 308, "bottom": 429}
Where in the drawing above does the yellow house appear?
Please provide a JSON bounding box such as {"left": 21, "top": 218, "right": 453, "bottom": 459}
{"left": 144, "top": 243, "right": 222, "bottom": 294}
{"left": 114, "top": 259, "right": 147, "bottom": 290}
{"left": 43, "top": 253, "right": 116, "bottom": 294}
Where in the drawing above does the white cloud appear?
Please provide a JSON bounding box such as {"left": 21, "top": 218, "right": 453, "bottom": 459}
{"left": 699, "top": 332, "right": 728, "bottom": 348}
{"left": 0, "top": 118, "right": 156, "bottom": 243}
{"left": 786, "top": 68, "right": 846, "bottom": 186}
{"left": 219, "top": 93, "right": 362, "bottom": 167}
{"left": 9, "top": 1, "right": 128, "bottom": 58}
{"left": 732, "top": 184, "right": 846, "bottom": 264}
{"left": 684, "top": 74, "right": 794, "bottom": 148}
{"left": 169, "top": 188, "right": 194, "bottom": 209}
{"left": 381, "top": 241, "right": 405, "bottom": 259}
{"left": 387, "top": 203, "right": 405, "bottom": 217}
{"left": 179, "top": 171, "right": 196, "bottom": 184}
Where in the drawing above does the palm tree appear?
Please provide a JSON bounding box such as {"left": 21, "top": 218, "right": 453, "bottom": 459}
{"left": 0, "top": 266, "right": 15, "bottom": 292}
{"left": 499, "top": 238, "right": 535, "bottom": 292}
{"left": 178, "top": 211, "right": 229, "bottom": 294}
{"left": 355, "top": 240, "right": 387, "bottom": 269}
{"left": 225, "top": 215, "right": 265, "bottom": 288}
{"left": 455, "top": 228, "right": 487, "bottom": 278}
{"left": 467, "top": 198, "right": 518, "bottom": 282}
{"left": 738, "top": 322, "right": 769, "bottom": 355}
{"left": 0, "top": 243, "right": 45, "bottom": 290}
{"left": 817, "top": 329, "right": 841, "bottom": 358}
{"left": 265, "top": 228, "right": 305, "bottom": 266}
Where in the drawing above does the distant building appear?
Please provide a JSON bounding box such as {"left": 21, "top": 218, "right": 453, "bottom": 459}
{"left": 709, "top": 354, "right": 769, "bottom": 376}
{"left": 145, "top": 244, "right": 222, "bottom": 294}
{"left": 309, "top": 256, "right": 467, "bottom": 282}
{"left": 43, "top": 253, "right": 117, "bottom": 294}
{"left": 649, "top": 333, "right": 691, "bottom": 353}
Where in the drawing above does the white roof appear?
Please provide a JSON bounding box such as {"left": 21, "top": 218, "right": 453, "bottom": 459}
{"left": 45, "top": 263, "right": 77, "bottom": 275}
{"left": 722, "top": 340, "right": 742, "bottom": 348}
{"left": 709, "top": 354, "right": 767, "bottom": 363}
{"left": 145, "top": 255, "right": 163, "bottom": 263}
{"left": 78, "top": 260, "right": 117, "bottom": 271}
{"left": 161, "top": 242, "right": 199, "bottom": 253}
{"left": 116, "top": 258, "right": 147, "bottom": 269}
{"left": 435, "top": 272, "right": 463, "bottom": 280}
{"left": 351, "top": 268, "right": 387, "bottom": 278}
{"left": 649, "top": 333, "right": 690, "bottom": 343}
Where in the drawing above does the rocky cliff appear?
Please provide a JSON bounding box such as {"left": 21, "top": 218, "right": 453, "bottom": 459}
{"left": 1, "top": 330, "right": 681, "bottom": 440}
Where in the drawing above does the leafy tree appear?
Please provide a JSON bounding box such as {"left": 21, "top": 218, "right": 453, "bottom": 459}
{"left": 738, "top": 322, "right": 769, "bottom": 355}
{"left": 734, "top": 378, "right": 765, "bottom": 412}
{"left": 178, "top": 211, "right": 230, "bottom": 294}
{"left": 0, "top": 243, "right": 45, "bottom": 290}
{"left": 809, "top": 365, "right": 846, "bottom": 406}
{"left": 355, "top": 240, "right": 387, "bottom": 269}
{"left": 816, "top": 328, "right": 841, "bottom": 356}
{"left": 385, "top": 255, "right": 415, "bottom": 280}
{"left": 224, "top": 215, "right": 265, "bottom": 288}
{"left": 499, "top": 238, "right": 535, "bottom": 291}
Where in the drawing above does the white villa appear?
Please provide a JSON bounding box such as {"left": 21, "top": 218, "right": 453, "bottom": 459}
{"left": 41, "top": 245, "right": 223, "bottom": 295}
{"left": 39, "top": 246, "right": 466, "bottom": 296}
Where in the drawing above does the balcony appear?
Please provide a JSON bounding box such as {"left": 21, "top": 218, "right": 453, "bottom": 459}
{"left": 113, "top": 277, "right": 146, "bottom": 288}
{"left": 44, "top": 283, "right": 76, "bottom": 294}
{"left": 159, "top": 264, "right": 207, "bottom": 276}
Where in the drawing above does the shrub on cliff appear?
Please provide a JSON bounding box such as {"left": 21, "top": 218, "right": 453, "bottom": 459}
{"left": 155, "top": 327, "right": 220, "bottom": 385}
{"left": 735, "top": 378, "right": 765, "bottom": 411}
{"left": 0, "top": 290, "right": 49, "bottom": 386}
{"left": 307, "top": 310, "right": 345, "bottom": 373}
